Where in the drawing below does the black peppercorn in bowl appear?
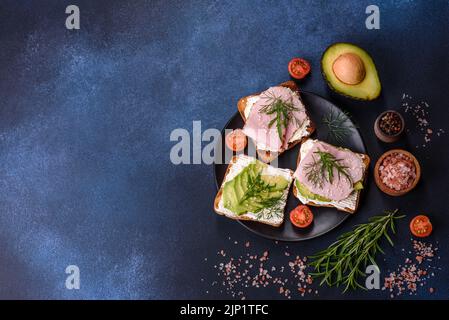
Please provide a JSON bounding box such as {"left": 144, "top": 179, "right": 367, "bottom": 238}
{"left": 374, "top": 110, "right": 405, "bottom": 143}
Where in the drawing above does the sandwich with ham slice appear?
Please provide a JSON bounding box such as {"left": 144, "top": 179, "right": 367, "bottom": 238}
{"left": 238, "top": 81, "right": 315, "bottom": 163}
{"left": 292, "top": 139, "right": 370, "bottom": 213}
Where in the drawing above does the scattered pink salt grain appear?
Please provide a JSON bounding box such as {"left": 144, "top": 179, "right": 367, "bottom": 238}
{"left": 206, "top": 239, "right": 318, "bottom": 299}
{"left": 383, "top": 239, "right": 439, "bottom": 298}
{"left": 401, "top": 94, "right": 445, "bottom": 148}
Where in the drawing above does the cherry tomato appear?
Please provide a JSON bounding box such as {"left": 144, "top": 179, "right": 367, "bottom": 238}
{"left": 225, "top": 129, "right": 247, "bottom": 152}
{"left": 288, "top": 57, "right": 311, "bottom": 80}
{"left": 410, "top": 215, "right": 433, "bottom": 238}
{"left": 290, "top": 205, "right": 314, "bottom": 228}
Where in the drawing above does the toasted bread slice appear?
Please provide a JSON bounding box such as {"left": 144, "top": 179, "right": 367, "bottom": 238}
{"left": 238, "top": 81, "right": 315, "bottom": 163}
{"left": 214, "top": 155, "right": 293, "bottom": 227}
{"left": 292, "top": 139, "right": 370, "bottom": 214}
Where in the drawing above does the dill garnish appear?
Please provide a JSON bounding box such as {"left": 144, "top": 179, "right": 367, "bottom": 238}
{"left": 258, "top": 91, "right": 302, "bottom": 141}
{"left": 308, "top": 209, "right": 405, "bottom": 292}
{"left": 303, "top": 151, "right": 352, "bottom": 188}
{"left": 254, "top": 204, "right": 283, "bottom": 221}
{"left": 322, "top": 110, "right": 356, "bottom": 143}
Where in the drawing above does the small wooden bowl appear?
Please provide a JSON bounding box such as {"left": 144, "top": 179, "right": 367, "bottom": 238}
{"left": 374, "top": 110, "right": 405, "bottom": 143}
{"left": 374, "top": 149, "right": 421, "bottom": 196}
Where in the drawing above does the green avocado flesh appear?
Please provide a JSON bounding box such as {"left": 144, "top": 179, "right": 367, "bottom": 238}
{"left": 296, "top": 180, "right": 331, "bottom": 202}
{"left": 222, "top": 162, "right": 288, "bottom": 216}
{"left": 295, "top": 180, "right": 364, "bottom": 202}
{"left": 354, "top": 181, "right": 364, "bottom": 191}
{"left": 321, "top": 42, "right": 381, "bottom": 100}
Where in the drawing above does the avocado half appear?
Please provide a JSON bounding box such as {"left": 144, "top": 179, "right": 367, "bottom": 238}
{"left": 321, "top": 42, "right": 381, "bottom": 100}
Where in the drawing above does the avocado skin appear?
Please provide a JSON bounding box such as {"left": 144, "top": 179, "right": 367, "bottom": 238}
{"left": 321, "top": 42, "right": 381, "bottom": 101}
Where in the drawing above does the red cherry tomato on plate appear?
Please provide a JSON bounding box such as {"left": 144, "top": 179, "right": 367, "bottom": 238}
{"left": 290, "top": 205, "right": 314, "bottom": 228}
{"left": 288, "top": 57, "right": 311, "bottom": 80}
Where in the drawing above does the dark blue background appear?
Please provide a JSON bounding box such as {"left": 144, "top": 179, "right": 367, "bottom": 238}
{"left": 0, "top": 0, "right": 448, "bottom": 299}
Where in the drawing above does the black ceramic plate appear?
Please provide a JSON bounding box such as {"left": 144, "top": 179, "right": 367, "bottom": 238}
{"left": 214, "top": 91, "right": 367, "bottom": 241}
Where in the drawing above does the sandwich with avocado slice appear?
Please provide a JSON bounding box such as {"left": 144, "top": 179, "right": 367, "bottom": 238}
{"left": 293, "top": 139, "right": 370, "bottom": 214}
{"left": 214, "top": 155, "right": 293, "bottom": 227}
{"left": 321, "top": 42, "right": 381, "bottom": 101}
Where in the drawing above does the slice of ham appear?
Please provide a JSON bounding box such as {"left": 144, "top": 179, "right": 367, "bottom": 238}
{"left": 294, "top": 141, "right": 364, "bottom": 201}
{"left": 281, "top": 94, "right": 308, "bottom": 149}
{"left": 243, "top": 86, "right": 308, "bottom": 152}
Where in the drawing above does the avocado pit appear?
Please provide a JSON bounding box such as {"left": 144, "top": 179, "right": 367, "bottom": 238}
{"left": 332, "top": 52, "right": 366, "bottom": 85}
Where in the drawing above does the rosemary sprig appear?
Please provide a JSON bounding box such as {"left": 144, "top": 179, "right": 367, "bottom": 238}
{"left": 322, "top": 110, "right": 356, "bottom": 143}
{"left": 258, "top": 91, "right": 301, "bottom": 141}
{"left": 308, "top": 209, "right": 405, "bottom": 292}
{"left": 239, "top": 172, "right": 276, "bottom": 204}
{"left": 303, "top": 151, "right": 352, "bottom": 188}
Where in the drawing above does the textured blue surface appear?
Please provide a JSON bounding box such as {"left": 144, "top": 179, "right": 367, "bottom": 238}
{"left": 0, "top": 0, "right": 448, "bottom": 299}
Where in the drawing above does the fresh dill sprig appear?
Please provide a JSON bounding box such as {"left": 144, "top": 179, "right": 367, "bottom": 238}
{"left": 258, "top": 91, "right": 302, "bottom": 141}
{"left": 303, "top": 151, "right": 352, "bottom": 188}
{"left": 308, "top": 209, "right": 405, "bottom": 292}
{"left": 322, "top": 110, "right": 356, "bottom": 144}
{"left": 254, "top": 201, "right": 283, "bottom": 221}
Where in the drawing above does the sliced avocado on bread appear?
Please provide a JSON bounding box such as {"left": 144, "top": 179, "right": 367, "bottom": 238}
{"left": 321, "top": 43, "right": 381, "bottom": 101}
{"left": 214, "top": 155, "right": 293, "bottom": 227}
